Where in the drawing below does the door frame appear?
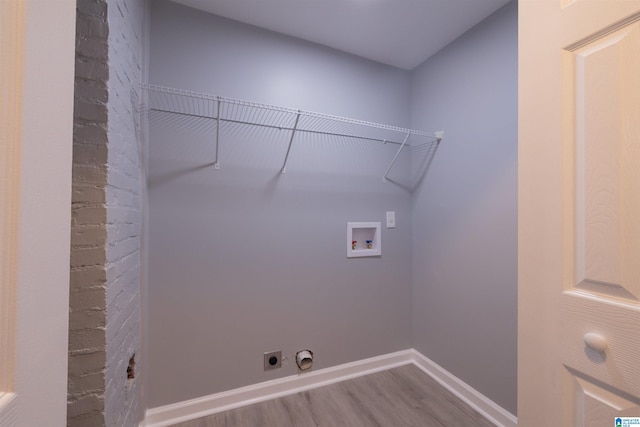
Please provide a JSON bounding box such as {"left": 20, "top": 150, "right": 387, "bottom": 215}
{"left": 0, "top": 0, "right": 76, "bottom": 425}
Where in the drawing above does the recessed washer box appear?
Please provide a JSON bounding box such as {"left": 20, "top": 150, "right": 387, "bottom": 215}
{"left": 347, "top": 222, "right": 381, "bottom": 258}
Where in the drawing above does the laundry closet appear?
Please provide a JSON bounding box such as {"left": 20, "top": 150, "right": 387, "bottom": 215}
{"left": 145, "top": 0, "right": 518, "bottom": 422}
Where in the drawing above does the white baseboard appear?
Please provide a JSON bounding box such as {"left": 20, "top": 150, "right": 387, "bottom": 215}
{"left": 143, "top": 349, "right": 516, "bottom": 427}
{"left": 411, "top": 351, "right": 517, "bottom": 427}
{"left": 0, "top": 393, "right": 17, "bottom": 427}
{"left": 144, "top": 350, "right": 414, "bottom": 427}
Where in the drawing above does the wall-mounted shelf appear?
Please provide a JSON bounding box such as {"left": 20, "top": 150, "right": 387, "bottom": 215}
{"left": 142, "top": 84, "right": 443, "bottom": 180}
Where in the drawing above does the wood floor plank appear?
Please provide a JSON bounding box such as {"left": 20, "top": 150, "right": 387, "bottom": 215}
{"left": 170, "top": 364, "right": 496, "bottom": 426}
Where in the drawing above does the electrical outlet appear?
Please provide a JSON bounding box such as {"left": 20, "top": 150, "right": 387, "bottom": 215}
{"left": 263, "top": 350, "right": 282, "bottom": 370}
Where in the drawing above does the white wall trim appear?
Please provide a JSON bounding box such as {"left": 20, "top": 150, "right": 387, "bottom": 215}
{"left": 144, "top": 350, "right": 413, "bottom": 426}
{"left": 0, "top": 393, "right": 17, "bottom": 427}
{"left": 411, "top": 351, "right": 517, "bottom": 427}
{"left": 143, "top": 349, "right": 516, "bottom": 427}
{"left": 0, "top": 0, "right": 24, "bottom": 407}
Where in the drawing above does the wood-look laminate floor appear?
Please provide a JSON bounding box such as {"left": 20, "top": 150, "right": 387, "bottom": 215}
{"left": 172, "top": 364, "right": 496, "bottom": 427}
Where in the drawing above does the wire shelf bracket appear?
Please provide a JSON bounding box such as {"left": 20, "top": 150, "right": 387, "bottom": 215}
{"left": 281, "top": 111, "right": 301, "bottom": 174}
{"left": 382, "top": 130, "right": 444, "bottom": 182}
{"left": 214, "top": 98, "right": 221, "bottom": 170}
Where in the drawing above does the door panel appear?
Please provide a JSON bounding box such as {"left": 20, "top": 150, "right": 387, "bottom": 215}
{"left": 561, "top": 292, "right": 640, "bottom": 397}
{"left": 562, "top": 7, "right": 640, "bottom": 426}
{"left": 570, "top": 373, "right": 639, "bottom": 427}
{"left": 519, "top": 0, "right": 640, "bottom": 425}
{"left": 568, "top": 18, "right": 640, "bottom": 299}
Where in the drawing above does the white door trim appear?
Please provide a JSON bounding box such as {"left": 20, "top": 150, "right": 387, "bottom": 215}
{"left": 0, "top": 1, "right": 26, "bottom": 422}
{"left": 0, "top": 1, "right": 76, "bottom": 425}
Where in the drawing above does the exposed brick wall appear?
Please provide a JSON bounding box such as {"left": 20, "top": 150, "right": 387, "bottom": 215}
{"left": 104, "top": 0, "right": 145, "bottom": 425}
{"left": 69, "top": 1, "right": 109, "bottom": 425}
{"left": 69, "top": 0, "right": 144, "bottom": 425}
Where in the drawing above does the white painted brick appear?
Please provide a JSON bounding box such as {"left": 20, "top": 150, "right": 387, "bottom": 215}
{"left": 116, "top": 285, "right": 139, "bottom": 312}
{"left": 110, "top": 327, "right": 138, "bottom": 359}
{"left": 68, "top": 371, "right": 105, "bottom": 396}
{"left": 87, "top": 19, "right": 109, "bottom": 39}
{"left": 71, "top": 0, "right": 146, "bottom": 425}
{"left": 68, "top": 371, "right": 105, "bottom": 398}
{"left": 73, "top": 153, "right": 108, "bottom": 175}
{"left": 106, "top": 186, "right": 139, "bottom": 208}
{"left": 67, "top": 411, "right": 105, "bottom": 427}
{"left": 107, "top": 170, "right": 140, "bottom": 194}
{"left": 77, "top": 0, "right": 107, "bottom": 18}
{"left": 72, "top": 184, "right": 106, "bottom": 204}
{"left": 75, "top": 19, "right": 92, "bottom": 40}
{"left": 70, "top": 346, "right": 107, "bottom": 359}
{"left": 71, "top": 226, "right": 107, "bottom": 247}
{"left": 68, "top": 350, "right": 106, "bottom": 378}
{"left": 70, "top": 1, "right": 112, "bottom": 425}
{"left": 74, "top": 123, "right": 108, "bottom": 144}
{"left": 113, "top": 223, "right": 141, "bottom": 242}
{"left": 73, "top": 143, "right": 109, "bottom": 166}
{"left": 75, "top": 57, "right": 109, "bottom": 84}
{"left": 107, "top": 285, "right": 136, "bottom": 312}
{"left": 106, "top": 274, "right": 137, "bottom": 305}
{"left": 106, "top": 284, "right": 126, "bottom": 311}
{"left": 114, "top": 153, "right": 142, "bottom": 172}
{"left": 67, "top": 394, "right": 104, "bottom": 419}
{"left": 69, "top": 286, "right": 107, "bottom": 313}
{"left": 107, "top": 237, "right": 139, "bottom": 263}
{"left": 72, "top": 164, "right": 108, "bottom": 186}
{"left": 106, "top": 299, "right": 138, "bottom": 342}
{"left": 76, "top": 37, "right": 109, "bottom": 60}
{"left": 105, "top": 249, "right": 138, "bottom": 279}
{"left": 70, "top": 247, "right": 106, "bottom": 268}
{"left": 106, "top": 206, "right": 140, "bottom": 226}
{"left": 70, "top": 266, "right": 107, "bottom": 288}
{"left": 72, "top": 206, "right": 107, "bottom": 226}
{"left": 75, "top": 100, "right": 109, "bottom": 123}
{"left": 69, "top": 308, "right": 106, "bottom": 331}
{"left": 75, "top": 79, "right": 108, "bottom": 104}
{"left": 105, "top": 350, "right": 132, "bottom": 384}
{"left": 69, "top": 328, "right": 106, "bottom": 353}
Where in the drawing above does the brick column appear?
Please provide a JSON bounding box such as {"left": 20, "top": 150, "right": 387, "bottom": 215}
{"left": 68, "top": 1, "right": 109, "bottom": 425}
{"left": 104, "top": 0, "right": 144, "bottom": 425}
{"left": 68, "top": 1, "right": 144, "bottom": 425}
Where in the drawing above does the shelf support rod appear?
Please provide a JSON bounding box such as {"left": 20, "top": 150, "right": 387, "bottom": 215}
{"left": 383, "top": 132, "right": 410, "bottom": 182}
{"left": 281, "top": 111, "right": 301, "bottom": 174}
{"left": 214, "top": 99, "right": 221, "bottom": 170}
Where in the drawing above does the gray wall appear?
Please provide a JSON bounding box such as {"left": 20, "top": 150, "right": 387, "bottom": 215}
{"left": 410, "top": 1, "right": 518, "bottom": 415}
{"left": 146, "top": 0, "right": 518, "bottom": 415}
{"left": 147, "top": 0, "right": 414, "bottom": 408}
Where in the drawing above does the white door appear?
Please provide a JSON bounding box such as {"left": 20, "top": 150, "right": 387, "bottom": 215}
{"left": 519, "top": 0, "right": 640, "bottom": 425}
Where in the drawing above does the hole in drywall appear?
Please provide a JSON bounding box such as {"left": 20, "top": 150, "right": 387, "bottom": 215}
{"left": 127, "top": 354, "right": 135, "bottom": 380}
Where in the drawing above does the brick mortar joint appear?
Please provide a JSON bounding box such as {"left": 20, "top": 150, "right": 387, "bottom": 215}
{"left": 68, "top": 392, "right": 106, "bottom": 402}
{"left": 70, "top": 246, "right": 108, "bottom": 253}
{"left": 70, "top": 264, "right": 108, "bottom": 272}
{"left": 69, "top": 343, "right": 107, "bottom": 355}
{"left": 71, "top": 202, "right": 107, "bottom": 207}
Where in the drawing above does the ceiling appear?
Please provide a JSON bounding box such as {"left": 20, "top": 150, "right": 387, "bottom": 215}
{"left": 169, "top": 0, "right": 512, "bottom": 70}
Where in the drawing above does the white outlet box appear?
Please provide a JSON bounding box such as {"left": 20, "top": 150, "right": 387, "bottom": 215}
{"left": 386, "top": 211, "right": 396, "bottom": 228}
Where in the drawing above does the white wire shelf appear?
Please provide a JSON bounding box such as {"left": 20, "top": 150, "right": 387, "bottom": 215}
{"left": 142, "top": 84, "right": 443, "bottom": 180}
